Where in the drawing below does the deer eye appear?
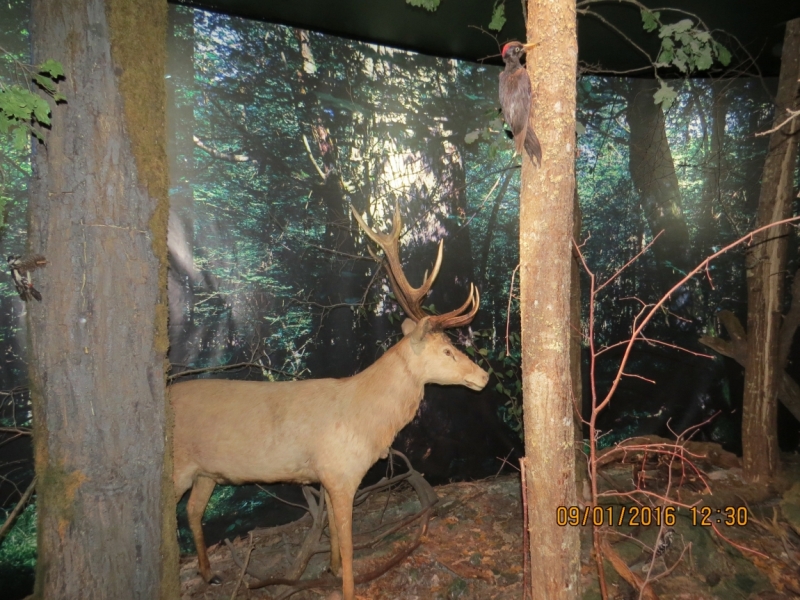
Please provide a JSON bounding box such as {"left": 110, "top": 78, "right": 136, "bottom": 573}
{"left": 444, "top": 348, "right": 453, "bottom": 358}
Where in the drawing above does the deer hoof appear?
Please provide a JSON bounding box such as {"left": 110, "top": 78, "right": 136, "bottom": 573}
{"left": 326, "top": 565, "right": 342, "bottom": 578}
{"left": 208, "top": 574, "right": 223, "bottom": 586}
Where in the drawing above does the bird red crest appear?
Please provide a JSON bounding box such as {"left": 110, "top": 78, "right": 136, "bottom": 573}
{"left": 501, "top": 42, "right": 513, "bottom": 57}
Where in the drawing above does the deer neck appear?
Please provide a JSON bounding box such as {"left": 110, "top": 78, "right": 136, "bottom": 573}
{"left": 352, "top": 339, "right": 425, "bottom": 445}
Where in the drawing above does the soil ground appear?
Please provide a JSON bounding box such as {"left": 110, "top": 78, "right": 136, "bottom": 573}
{"left": 180, "top": 453, "right": 800, "bottom": 600}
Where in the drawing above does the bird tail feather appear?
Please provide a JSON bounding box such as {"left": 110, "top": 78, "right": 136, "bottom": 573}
{"left": 525, "top": 127, "right": 542, "bottom": 166}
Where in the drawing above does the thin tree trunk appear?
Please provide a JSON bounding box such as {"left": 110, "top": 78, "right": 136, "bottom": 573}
{"left": 521, "top": 0, "right": 580, "bottom": 597}
{"left": 29, "top": 0, "right": 179, "bottom": 598}
{"left": 742, "top": 18, "right": 800, "bottom": 482}
{"left": 572, "top": 191, "right": 586, "bottom": 501}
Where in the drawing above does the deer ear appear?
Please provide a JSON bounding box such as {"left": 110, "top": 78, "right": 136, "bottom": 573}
{"left": 401, "top": 318, "right": 417, "bottom": 336}
{"left": 403, "top": 317, "right": 432, "bottom": 349}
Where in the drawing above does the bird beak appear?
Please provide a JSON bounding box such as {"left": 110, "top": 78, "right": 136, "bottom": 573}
{"left": 522, "top": 42, "right": 539, "bottom": 52}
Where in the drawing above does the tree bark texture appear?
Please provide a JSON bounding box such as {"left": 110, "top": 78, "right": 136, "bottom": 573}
{"left": 29, "top": 0, "right": 179, "bottom": 598}
{"left": 627, "top": 79, "right": 690, "bottom": 288}
{"left": 743, "top": 18, "right": 800, "bottom": 482}
{"left": 521, "top": 0, "right": 580, "bottom": 597}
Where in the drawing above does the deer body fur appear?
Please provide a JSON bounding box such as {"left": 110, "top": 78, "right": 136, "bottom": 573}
{"left": 173, "top": 320, "right": 488, "bottom": 599}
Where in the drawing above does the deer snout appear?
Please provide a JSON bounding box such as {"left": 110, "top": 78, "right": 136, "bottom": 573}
{"left": 465, "top": 369, "right": 490, "bottom": 391}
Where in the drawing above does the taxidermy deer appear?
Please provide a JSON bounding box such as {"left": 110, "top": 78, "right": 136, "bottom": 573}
{"left": 172, "top": 205, "right": 488, "bottom": 600}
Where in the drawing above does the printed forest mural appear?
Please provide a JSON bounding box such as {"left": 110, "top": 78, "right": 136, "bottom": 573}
{"left": 1, "top": 1, "right": 798, "bottom": 598}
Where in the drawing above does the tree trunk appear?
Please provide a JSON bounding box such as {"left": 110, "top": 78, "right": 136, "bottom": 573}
{"left": 29, "top": 0, "right": 179, "bottom": 598}
{"left": 522, "top": 0, "right": 580, "bottom": 597}
{"left": 572, "top": 191, "right": 587, "bottom": 501}
{"left": 742, "top": 18, "right": 800, "bottom": 482}
{"left": 626, "top": 79, "right": 690, "bottom": 290}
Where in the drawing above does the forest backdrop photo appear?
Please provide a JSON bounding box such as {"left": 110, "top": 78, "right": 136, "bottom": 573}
{"left": 1, "top": 1, "right": 799, "bottom": 598}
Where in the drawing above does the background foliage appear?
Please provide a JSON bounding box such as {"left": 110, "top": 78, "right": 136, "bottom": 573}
{"left": 0, "top": 3, "right": 794, "bottom": 591}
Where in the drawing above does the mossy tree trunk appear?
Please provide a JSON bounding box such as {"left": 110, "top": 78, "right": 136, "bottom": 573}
{"left": 521, "top": 0, "right": 580, "bottom": 597}
{"left": 29, "top": 0, "right": 179, "bottom": 598}
{"left": 742, "top": 18, "right": 800, "bottom": 482}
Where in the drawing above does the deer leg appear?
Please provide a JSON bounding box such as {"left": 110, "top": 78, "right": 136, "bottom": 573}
{"left": 187, "top": 475, "right": 220, "bottom": 584}
{"left": 324, "top": 487, "right": 342, "bottom": 575}
{"left": 327, "top": 488, "right": 356, "bottom": 600}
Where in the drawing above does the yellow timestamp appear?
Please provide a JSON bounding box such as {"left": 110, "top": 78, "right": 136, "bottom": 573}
{"left": 691, "top": 506, "right": 748, "bottom": 526}
{"left": 556, "top": 505, "right": 676, "bottom": 527}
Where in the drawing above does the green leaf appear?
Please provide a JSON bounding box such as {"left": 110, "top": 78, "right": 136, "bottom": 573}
{"left": 495, "top": 383, "right": 504, "bottom": 394}
{"left": 31, "top": 96, "right": 51, "bottom": 125}
{"left": 673, "top": 48, "right": 688, "bottom": 72}
{"left": 714, "top": 42, "right": 731, "bottom": 66}
{"left": 405, "top": 0, "right": 441, "bottom": 12}
{"left": 488, "top": 3, "right": 506, "bottom": 32}
{"left": 33, "top": 74, "right": 56, "bottom": 93}
{"left": 695, "top": 45, "right": 713, "bottom": 71}
{"left": 478, "top": 348, "right": 488, "bottom": 356}
{"left": 38, "top": 58, "right": 64, "bottom": 78}
{"left": 640, "top": 9, "right": 660, "bottom": 33}
{"left": 12, "top": 125, "right": 28, "bottom": 150}
{"left": 652, "top": 80, "right": 678, "bottom": 111}
{"left": 659, "top": 19, "right": 692, "bottom": 40}
{"left": 694, "top": 31, "right": 711, "bottom": 43}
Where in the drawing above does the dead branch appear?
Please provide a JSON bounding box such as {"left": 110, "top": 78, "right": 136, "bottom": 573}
{"left": 710, "top": 522, "right": 769, "bottom": 559}
{"left": 0, "top": 427, "right": 32, "bottom": 436}
{"left": 0, "top": 476, "right": 36, "bottom": 544}
{"left": 302, "top": 134, "right": 326, "bottom": 181}
{"left": 243, "top": 510, "right": 431, "bottom": 598}
{"left": 236, "top": 450, "right": 436, "bottom": 596}
{"left": 193, "top": 135, "right": 251, "bottom": 163}
{"left": 599, "top": 536, "right": 659, "bottom": 600}
{"left": 288, "top": 486, "right": 327, "bottom": 580}
{"left": 755, "top": 107, "right": 800, "bottom": 137}
{"left": 597, "top": 435, "right": 739, "bottom": 471}
{"left": 225, "top": 532, "right": 254, "bottom": 600}
{"left": 168, "top": 361, "right": 300, "bottom": 382}
{"left": 644, "top": 541, "right": 691, "bottom": 584}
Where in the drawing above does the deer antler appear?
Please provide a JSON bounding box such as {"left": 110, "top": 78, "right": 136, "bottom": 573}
{"left": 351, "top": 204, "right": 479, "bottom": 329}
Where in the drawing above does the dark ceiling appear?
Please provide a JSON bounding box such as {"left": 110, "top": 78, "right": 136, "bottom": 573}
{"left": 174, "top": 0, "right": 799, "bottom": 77}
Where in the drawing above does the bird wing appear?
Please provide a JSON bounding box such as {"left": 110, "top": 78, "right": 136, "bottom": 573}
{"left": 14, "top": 254, "right": 47, "bottom": 272}
{"left": 499, "top": 69, "right": 532, "bottom": 157}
